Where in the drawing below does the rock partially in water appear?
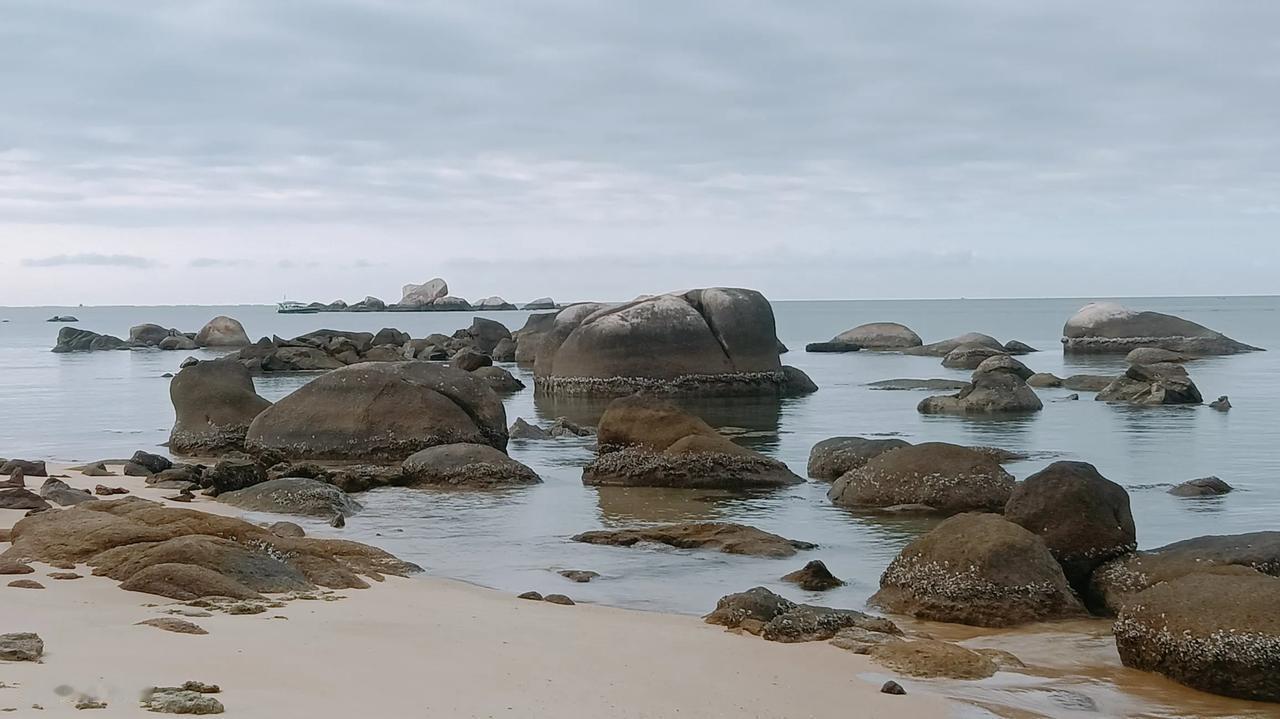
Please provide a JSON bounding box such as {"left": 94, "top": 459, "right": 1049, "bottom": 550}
{"left": 1003, "top": 340, "right": 1037, "bottom": 355}
{"left": 1168, "top": 476, "right": 1233, "bottom": 497}
{"left": 195, "top": 316, "right": 251, "bottom": 348}
{"left": 806, "top": 322, "right": 922, "bottom": 352}
{"left": 1114, "top": 572, "right": 1280, "bottom": 702}
{"left": 806, "top": 437, "right": 910, "bottom": 481}
{"left": 1062, "top": 302, "right": 1261, "bottom": 355}
{"left": 866, "top": 378, "right": 970, "bottom": 392}
{"left": 169, "top": 360, "right": 272, "bottom": 456}
{"left": 574, "top": 522, "right": 815, "bottom": 558}
{"left": 781, "top": 560, "right": 846, "bottom": 591}
{"left": 51, "top": 327, "right": 130, "bottom": 353}
{"left": 1004, "top": 461, "right": 1136, "bottom": 601}
{"left": 0, "top": 497, "right": 419, "bottom": 600}
{"left": 868, "top": 639, "right": 998, "bottom": 680}
{"left": 1097, "top": 363, "right": 1203, "bottom": 405}
{"left": 472, "top": 366, "right": 524, "bottom": 393}
{"left": 401, "top": 443, "right": 541, "bottom": 487}
{"left": 245, "top": 362, "right": 508, "bottom": 461}
{"left": 828, "top": 443, "right": 1014, "bottom": 514}
{"left": 918, "top": 355, "right": 1043, "bottom": 415}
{"left": 1126, "top": 347, "right": 1194, "bottom": 365}
{"left": 535, "top": 288, "right": 795, "bottom": 397}
{"left": 218, "top": 478, "right": 363, "bottom": 517}
{"left": 543, "top": 593, "right": 575, "bottom": 606}
{"left": 582, "top": 395, "right": 801, "bottom": 489}
{"left": 558, "top": 570, "right": 599, "bottom": 583}
{"left": 941, "top": 343, "right": 1007, "bottom": 370}
{"left": 1209, "top": 395, "right": 1232, "bottom": 412}
{"left": 704, "top": 586, "right": 900, "bottom": 642}
{"left": 880, "top": 680, "right": 907, "bottom": 695}
{"left": 1089, "top": 531, "right": 1280, "bottom": 615}
{"left": 1062, "top": 374, "right": 1115, "bottom": 392}
{"left": 831, "top": 626, "right": 905, "bottom": 654}
{"left": 871, "top": 512, "right": 1085, "bottom": 627}
{"left": 904, "top": 332, "right": 1004, "bottom": 357}
{"left": 1027, "top": 372, "right": 1063, "bottom": 388}
{"left": 201, "top": 455, "right": 266, "bottom": 495}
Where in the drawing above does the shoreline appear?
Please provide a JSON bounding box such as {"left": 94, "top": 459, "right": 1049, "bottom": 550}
{"left": 1, "top": 467, "right": 951, "bottom": 718}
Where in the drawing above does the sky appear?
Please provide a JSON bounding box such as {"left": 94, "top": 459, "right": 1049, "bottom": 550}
{"left": 2, "top": 0, "right": 1278, "bottom": 306}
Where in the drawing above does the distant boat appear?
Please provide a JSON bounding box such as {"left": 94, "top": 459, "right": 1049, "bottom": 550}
{"left": 277, "top": 301, "right": 319, "bottom": 314}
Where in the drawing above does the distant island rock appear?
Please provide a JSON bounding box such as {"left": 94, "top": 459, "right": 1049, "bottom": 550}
{"left": 1062, "top": 302, "right": 1262, "bottom": 355}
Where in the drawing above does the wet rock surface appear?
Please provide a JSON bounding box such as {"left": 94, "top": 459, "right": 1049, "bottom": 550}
{"left": 828, "top": 443, "right": 1014, "bottom": 514}
{"left": 704, "top": 587, "right": 900, "bottom": 642}
{"left": 401, "top": 443, "right": 541, "bottom": 487}
{"left": 781, "top": 560, "right": 845, "bottom": 591}
{"left": 1096, "top": 363, "right": 1203, "bottom": 405}
{"left": 806, "top": 437, "right": 910, "bottom": 480}
{"left": 574, "top": 522, "right": 815, "bottom": 558}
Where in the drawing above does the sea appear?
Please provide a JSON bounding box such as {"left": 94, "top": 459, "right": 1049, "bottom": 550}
{"left": 1, "top": 296, "right": 1277, "bottom": 717}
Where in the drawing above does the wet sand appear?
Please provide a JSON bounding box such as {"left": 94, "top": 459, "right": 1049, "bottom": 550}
{"left": 0, "top": 468, "right": 950, "bottom": 718}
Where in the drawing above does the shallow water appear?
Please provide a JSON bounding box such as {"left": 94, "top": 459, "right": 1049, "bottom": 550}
{"left": 1, "top": 296, "right": 1277, "bottom": 717}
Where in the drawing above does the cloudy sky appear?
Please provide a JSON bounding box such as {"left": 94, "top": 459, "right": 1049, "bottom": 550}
{"left": 2, "top": 0, "right": 1278, "bottom": 305}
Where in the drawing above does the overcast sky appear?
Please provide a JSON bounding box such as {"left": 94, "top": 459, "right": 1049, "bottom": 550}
{"left": 2, "top": 0, "right": 1278, "bottom": 305}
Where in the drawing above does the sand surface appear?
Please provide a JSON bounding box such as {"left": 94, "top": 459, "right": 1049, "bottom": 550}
{"left": 0, "top": 467, "right": 951, "bottom": 717}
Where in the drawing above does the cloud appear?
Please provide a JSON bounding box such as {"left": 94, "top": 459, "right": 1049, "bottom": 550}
{"left": 189, "top": 257, "right": 252, "bottom": 268}
{"left": 21, "top": 253, "right": 160, "bottom": 269}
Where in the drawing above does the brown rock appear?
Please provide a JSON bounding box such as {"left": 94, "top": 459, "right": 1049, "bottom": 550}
{"left": 0, "top": 559, "right": 34, "bottom": 575}
{"left": 869, "top": 640, "right": 998, "bottom": 680}
{"left": 8, "top": 579, "right": 44, "bottom": 589}
{"left": 828, "top": 442, "right": 1014, "bottom": 514}
{"left": 136, "top": 617, "right": 208, "bottom": 635}
{"left": 401, "top": 444, "right": 541, "bottom": 487}
{"left": 871, "top": 513, "right": 1085, "bottom": 627}
{"left": 169, "top": 359, "right": 272, "bottom": 455}
{"left": 94, "top": 485, "right": 129, "bottom": 496}
{"left": 48, "top": 572, "right": 81, "bottom": 580}
{"left": 573, "top": 522, "right": 815, "bottom": 558}
{"left": 558, "top": 570, "right": 600, "bottom": 583}
{"left": 781, "top": 560, "right": 845, "bottom": 591}
{"left": 806, "top": 437, "right": 910, "bottom": 480}
{"left": 543, "top": 594, "right": 575, "bottom": 606}
{"left": 704, "top": 587, "right": 900, "bottom": 643}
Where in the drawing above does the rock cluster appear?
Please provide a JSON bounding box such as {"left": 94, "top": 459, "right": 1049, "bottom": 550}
{"left": 52, "top": 317, "right": 251, "bottom": 352}
{"left": 1096, "top": 363, "right": 1203, "bottom": 405}
{"left": 704, "top": 587, "right": 900, "bottom": 642}
{"left": 918, "top": 355, "right": 1043, "bottom": 415}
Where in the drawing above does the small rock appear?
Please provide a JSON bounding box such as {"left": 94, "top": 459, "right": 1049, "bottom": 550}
{"left": 74, "top": 698, "right": 107, "bottom": 710}
{"left": 329, "top": 514, "right": 345, "bottom": 528}
{"left": 517, "top": 591, "right": 543, "bottom": 601}
{"left": 880, "top": 681, "right": 906, "bottom": 696}
{"left": 136, "top": 618, "right": 208, "bottom": 635}
{"left": 8, "top": 579, "right": 44, "bottom": 590}
{"left": 164, "top": 491, "right": 194, "bottom": 503}
{"left": 48, "top": 572, "right": 82, "bottom": 580}
{"left": 781, "top": 560, "right": 846, "bottom": 591}
{"left": 1168, "top": 476, "right": 1234, "bottom": 497}
{"left": 0, "top": 632, "right": 43, "bottom": 661}
{"left": 142, "top": 688, "right": 224, "bottom": 714}
{"left": 0, "top": 560, "right": 34, "bottom": 575}
{"left": 93, "top": 485, "right": 129, "bottom": 496}
{"left": 268, "top": 521, "right": 306, "bottom": 538}
{"left": 1209, "top": 395, "right": 1232, "bottom": 411}
{"left": 180, "top": 681, "right": 221, "bottom": 694}
{"left": 543, "top": 594, "right": 575, "bottom": 606}
{"left": 557, "top": 570, "right": 600, "bottom": 583}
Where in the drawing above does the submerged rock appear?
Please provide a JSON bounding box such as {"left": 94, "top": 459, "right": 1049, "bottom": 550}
{"left": 1168, "top": 476, "right": 1233, "bottom": 497}
{"left": 781, "top": 560, "right": 846, "bottom": 591}
{"left": 401, "top": 444, "right": 541, "bottom": 487}
{"left": 1096, "top": 363, "right": 1203, "bottom": 405}
{"left": 871, "top": 513, "right": 1085, "bottom": 627}
{"left": 806, "top": 437, "right": 910, "bottom": 480}
{"left": 869, "top": 640, "right": 999, "bottom": 680}
{"left": 866, "top": 378, "right": 970, "bottom": 392}
{"left": 1114, "top": 573, "right": 1280, "bottom": 702}
{"left": 806, "top": 322, "right": 922, "bottom": 352}
{"left": 1063, "top": 302, "right": 1261, "bottom": 355}
{"left": 573, "top": 522, "right": 815, "bottom": 558}
{"left": 828, "top": 442, "right": 1014, "bottom": 514}
{"left": 582, "top": 395, "right": 801, "bottom": 489}
{"left": 1004, "top": 461, "right": 1136, "bottom": 600}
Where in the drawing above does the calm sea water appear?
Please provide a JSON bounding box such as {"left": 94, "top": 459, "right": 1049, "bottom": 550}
{"left": 1, "top": 297, "right": 1275, "bottom": 619}
{"left": 3, "top": 296, "right": 1277, "bottom": 716}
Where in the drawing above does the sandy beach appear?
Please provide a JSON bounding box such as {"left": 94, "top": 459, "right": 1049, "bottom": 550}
{"left": 1, "top": 468, "right": 951, "bottom": 718}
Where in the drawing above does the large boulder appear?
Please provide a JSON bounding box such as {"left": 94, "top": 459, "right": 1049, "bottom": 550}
{"left": 401, "top": 444, "right": 541, "bottom": 486}
{"left": 1062, "top": 302, "right": 1260, "bottom": 355}
{"left": 194, "top": 316, "right": 250, "bottom": 347}
{"left": 169, "top": 360, "right": 272, "bottom": 455}
{"left": 573, "top": 522, "right": 815, "bottom": 558}
{"left": 1004, "top": 461, "right": 1135, "bottom": 600}
{"left": 535, "top": 289, "right": 791, "bottom": 397}
{"left": 1114, "top": 573, "right": 1280, "bottom": 702}
{"left": 401, "top": 278, "right": 448, "bottom": 306}
{"left": 904, "top": 332, "right": 1003, "bottom": 357}
{"left": 245, "top": 362, "right": 507, "bottom": 461}
{"left": 51, "top": 327, "right": 129, "bottom": 353}
{"left": 806, "top": 437, "right": 910, "bottom": 480}
{"left": 806, "top": 322, "right": 922, "bottom": 353}
{"left": 468, "top": 318, "right": 511, "bottom": 354}
{"left": 217, "top": 478, "right": 363, "bottom": 517}
{"left": 871, "top": 513, "right": 1086, "bottom": 627}
{"left": 582, "top": 395, "right": 802, "bottom": 489}
{"left": 1089, "top": 531, "right": 1280, "bottom": 615}
{"left": 0, "top": 497, "right": 418, "bottom": 599}
{"left": 1096, "top": 363, "right": 1202, "bottom": 405}
{"left": 918, "top": 355, "right": 1043, "bottom": 415}
{"left": 828, "top": 442, "right": 1014, "bottom": 514}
